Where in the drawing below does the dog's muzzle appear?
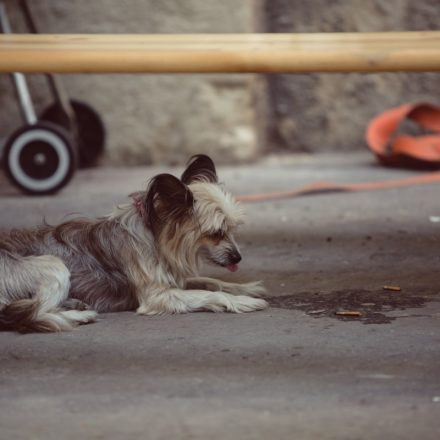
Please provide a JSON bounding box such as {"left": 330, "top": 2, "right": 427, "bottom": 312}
{"left": 226, "top": 249, "right": 241, "bottom": 272}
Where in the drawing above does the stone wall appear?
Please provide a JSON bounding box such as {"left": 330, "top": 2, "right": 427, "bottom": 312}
{"left": 264, "top": 0, "right": 440, "bottom": 153}
{"left": 0, "top": 0, "right": 261, "bottom": 165}
{"left": 0, "top": 0, "right": 439, "bottom": 164}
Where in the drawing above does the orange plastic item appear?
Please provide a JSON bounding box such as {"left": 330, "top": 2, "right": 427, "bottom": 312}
{"left": 366, "top": 102, "right": 440, "bottom": 168}
{"left": 237, "top": 103, "right": 440, "bottom": 204}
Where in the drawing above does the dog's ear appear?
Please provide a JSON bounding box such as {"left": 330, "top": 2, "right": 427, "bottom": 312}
{"left": 181, "top": 154, "right": 217, "bottom": 185}
{"left": 146, "top": 173, "right": 194, "bottom": 235}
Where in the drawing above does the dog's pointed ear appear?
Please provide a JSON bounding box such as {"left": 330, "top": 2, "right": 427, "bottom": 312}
{"left": 181, "top": 154, "right": 217, "bottom": 185}
{"left": 146, "top": 173, "right": 194, "bottom": 235}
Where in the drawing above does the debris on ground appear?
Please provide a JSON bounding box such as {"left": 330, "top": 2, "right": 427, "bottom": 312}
{"left": 335, "top": 310, "right": 362, "bottom": 317}
{"left": 267, "top": 288, "right": 439, "bottom": 324}
{"left": 383, "top": 285, "right": 401, "bottom": 291}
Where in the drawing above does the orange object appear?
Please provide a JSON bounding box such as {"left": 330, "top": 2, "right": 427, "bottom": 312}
{"left": 366, "top": 102, "right": 440, "bottom": 168}
{"left": 383, "top": 286, "right": 401, "bottom": 292}
{"left": 237, "top": 102, "right": 440, "bottom": 204}
{"left": 335, "top": 310, "right": 362, "bottom": 317}
{"left": 237, "top": 171, "right": 440, "bottom": 203}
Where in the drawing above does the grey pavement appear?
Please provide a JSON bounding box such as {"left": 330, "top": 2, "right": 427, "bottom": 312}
{"left": 0, "top": 153, "right": 439, "bottom": 440}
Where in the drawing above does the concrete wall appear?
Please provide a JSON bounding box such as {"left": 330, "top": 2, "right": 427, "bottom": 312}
{"left": 0, "top": 0, "right": 439, "bottom": 163}
{"left": 264, "top": 0, "right": 440, "bottom": 153}
{"left": 0, "top": 0, "right": 261, "bottom": 165}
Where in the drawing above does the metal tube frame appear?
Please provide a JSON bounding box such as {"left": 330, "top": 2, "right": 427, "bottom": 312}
{"left": 18, "top": 0, "right": 74, "bottom": 127}
{"left": 0, "top": 2, "right": 37, "bottom": 125}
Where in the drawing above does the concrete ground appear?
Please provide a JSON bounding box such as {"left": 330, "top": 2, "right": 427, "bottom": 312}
{"left": 0, "top": 153, "right": 439, "bottom": 440}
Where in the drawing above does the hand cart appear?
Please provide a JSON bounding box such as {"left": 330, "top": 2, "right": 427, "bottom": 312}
{"left": 0, "top": 0, "right": 105, "bottom": 195}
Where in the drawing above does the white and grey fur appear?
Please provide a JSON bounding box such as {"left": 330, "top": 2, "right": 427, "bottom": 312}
{"left": 0, "top": 155, "right": 267, "bottom": 332}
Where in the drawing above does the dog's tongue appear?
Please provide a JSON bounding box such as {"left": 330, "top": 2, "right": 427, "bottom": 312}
{"left": 227, "top": 264, "right": 239, "bottom": 272}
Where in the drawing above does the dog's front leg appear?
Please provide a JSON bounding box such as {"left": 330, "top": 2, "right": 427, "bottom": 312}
{"left": 185, "top": 277, "right": 266, "bottom": 297}
{"left": 136, "top": 286, "right": 268, "bottom": 315}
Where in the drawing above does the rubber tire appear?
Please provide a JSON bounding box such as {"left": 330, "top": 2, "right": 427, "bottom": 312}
{"left": 3, "top": 122, "right": 77, "bottom": 195}
{"left": 40, "top": 99, "right": 105, "bottom": 168}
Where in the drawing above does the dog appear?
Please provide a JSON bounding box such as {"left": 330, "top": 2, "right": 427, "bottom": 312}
{"left": 0, "top": 155, "right": 267, "bottom": 332}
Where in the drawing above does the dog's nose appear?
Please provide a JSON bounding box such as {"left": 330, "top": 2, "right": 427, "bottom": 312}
{"left": 229, "top": 251, "right": 242, "bottom": 265}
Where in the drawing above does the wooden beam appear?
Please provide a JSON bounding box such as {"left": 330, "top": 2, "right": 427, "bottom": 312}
{"left": 0, "top": 32, "right": 440, "bottom": 73}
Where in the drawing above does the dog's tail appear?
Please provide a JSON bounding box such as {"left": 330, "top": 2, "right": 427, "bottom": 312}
{"left": 0, "top": 298, "right": 68, "bottom": 333}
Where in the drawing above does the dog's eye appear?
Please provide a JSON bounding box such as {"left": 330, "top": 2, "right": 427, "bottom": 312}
{"left": 211, "top": 230, "right": 225, "bottom": 241}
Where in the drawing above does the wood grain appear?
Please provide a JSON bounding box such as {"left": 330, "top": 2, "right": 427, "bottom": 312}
{"left": 0, "top": 32, "right": 439, "bottom": 73}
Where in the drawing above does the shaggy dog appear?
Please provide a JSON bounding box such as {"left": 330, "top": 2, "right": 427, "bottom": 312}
{"left": 0, "top": 155, "right": 267, "bottom": 332}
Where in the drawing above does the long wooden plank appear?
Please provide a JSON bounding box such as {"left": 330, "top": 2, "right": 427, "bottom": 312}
{"left": 0, "top": 32, "right": 440, "bottom": 73}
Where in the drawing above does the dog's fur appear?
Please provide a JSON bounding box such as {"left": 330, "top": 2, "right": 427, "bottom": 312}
{"left": 0, "top": 155, "right": 267, "bottom": 332}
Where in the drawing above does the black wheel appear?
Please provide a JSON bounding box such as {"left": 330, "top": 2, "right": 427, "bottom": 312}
{"left": 40, "top": 99, "right": 105, "bottom": 168}
{"left": 3, "top": 122, "right": 77, "bottom": 195}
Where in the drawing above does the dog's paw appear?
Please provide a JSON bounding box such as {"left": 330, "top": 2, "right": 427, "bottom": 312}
{"left": 136, "top": 306, "right": 167, "bottom": 316}
{"left": 62, "top": 298, "right": 91, "bottom": 311}
{"left": 61, "top": 309, "right": 98, "bottom": 325}
{"left": 76, "top": 310, "right": 98, "bottom": 324}
{"left": 238, "top": 281, "right": 267, "bottom": 297}
{"left": 227, "top": 295, "right": 268, "bottom": 313}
